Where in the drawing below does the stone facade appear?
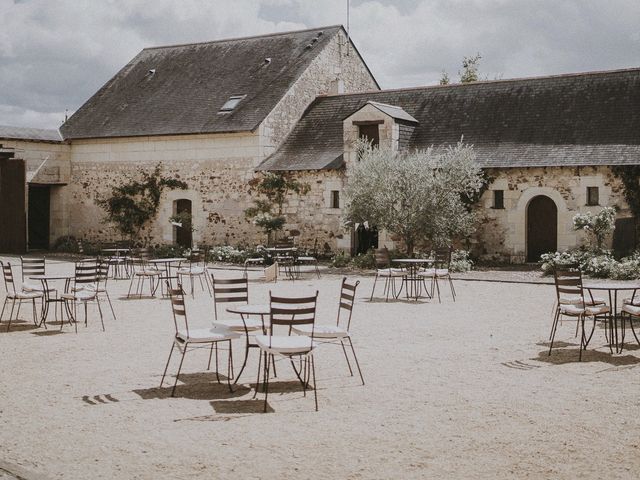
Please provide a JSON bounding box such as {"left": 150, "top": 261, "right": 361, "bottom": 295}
{"left": 65, "top": 31, "right": 378, "bottom": 249}
{"left": 474, "top": 166, "right": 629, "bottom": 262}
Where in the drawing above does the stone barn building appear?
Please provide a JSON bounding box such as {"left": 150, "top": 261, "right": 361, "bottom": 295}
{"left": 2, "top": 25, "right": 640, "bottom": 262}
{"left": 257, "top": 67, "right": 640, "bottom": 262}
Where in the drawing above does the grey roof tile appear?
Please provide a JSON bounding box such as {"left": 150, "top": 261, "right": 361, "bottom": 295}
{"left": 258, "top": 67, "right": 640, "bottom": 170}
{"left": 60, "top": 26, "right": 345, "bottom": 139}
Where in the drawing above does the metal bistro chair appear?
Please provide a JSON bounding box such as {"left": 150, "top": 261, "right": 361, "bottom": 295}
{"left": 549, "top": 265, "right": 610, "bottom": 360}
{"left": 419, "top": 247, "right": 456, "bottom": 302}
{"left": 21, "top": 256, "right": 55, "bottom": 295}
{"left": 0, "top": 262, "right": 42, "bottom": 331}
{"left": 293, "top": 278, "right": 364, "bottom": 384}
{"left": 61, "top": 260, "right": 105, "bottom": 333}
{"left": 83, "top": 259, "right": 117, "bottom": 320}
{"left": 161, "top": 283, "right": 240, "bottom": 396}
{"left": 297, "top": 239, "right": 321, "bottom": 279}
{"left": 127, "top": 248, "right": 161, "bottom": 298}
{"left": 177, "top": 250, "right": 211, "bottom": 298}
{"left": 370, "top": 247, "right": 405, "bottom": 301}
{"left": 255, "top": 292, "right": 319, "bottom": 412}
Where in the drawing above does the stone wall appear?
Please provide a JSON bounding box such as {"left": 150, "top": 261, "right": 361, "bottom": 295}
{"left": 259, "top": 30, "right": 379, "bottom": 156}
{"left": 66, "top": 31, "right": 378, "bottom": 250}
{"left": 473, "top": 165, "right": 629, "bottom": 262}
{"left": 68, "top": 133, "right": 262, "bottom": 246}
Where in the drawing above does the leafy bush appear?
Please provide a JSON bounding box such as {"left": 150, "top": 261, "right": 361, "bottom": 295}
{"left": 208, "top": 246, "right": 251, "bottom": 264}
{"left": 53, "top": 235, "right": 79, "bottom": 253}
{"left": 540, "top": 249, "right": 640, "bottom": 279}
{"left": 449, "top": 250, "right": 474, "bottom": 272}
{"left": 572, "top": 207, "right": 616, "bottom": 250}
{"left": 351, "top": 250, "right": 376, "bottom": 269}
{"left": 152, "top": 244, "right": 187, "bottom": 259}
{"left": 330, "top": 251, "right": 351, "bottom": 268}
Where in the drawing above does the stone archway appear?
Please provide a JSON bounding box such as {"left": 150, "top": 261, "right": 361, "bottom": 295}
{"left": 526, "top": 195, "right": 557, "bottom": 262}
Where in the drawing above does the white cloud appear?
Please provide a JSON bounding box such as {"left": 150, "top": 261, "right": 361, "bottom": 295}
{"left": 1, "top": 0, "right": 639, "bottom": 129}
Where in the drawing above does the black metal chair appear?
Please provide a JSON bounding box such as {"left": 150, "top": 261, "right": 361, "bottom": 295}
{"left": 60, "top": 259, "right": 105, "bottom": 333}
{"left": 0, "top": 261, "right": 42, "bottom": 331}
{"left": 293, "top": 278, "right": 364, "bottom": 384}
{"left": 370, "top": 247, "right": 405, "bottom": 301}
{"left": 419, "top": 247, "right": 456, "bottom": 302}
{"left": 161, "top": 283, "right": 240, "bottom": 396}
{"left": 549, "top": 265, "right": 609, "bottom": 360}
{"left": 255, "top": 291, "right": 319, "bottom": 412}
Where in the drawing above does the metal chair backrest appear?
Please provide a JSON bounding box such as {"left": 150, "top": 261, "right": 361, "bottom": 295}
{"left": 1, "top": 262, "right": 17, "bottom": 295}
{"left": 211, "top": 275, "right": 248, "bottom": 320}
{"left": 336, "top": 278, "right": 360, "bottom": 331}
{"left": 168, "top": 283, "right": 189, "bottom": 337}
{"left": 553, "top": 264, "right": 584, "bottom": 307}
{"left": 269, "top": 292, "right": 318, "bottom": 343}
{"left": 433, "top": 247, "right": 452, "bottom": 269}
{"left": 96, "top": 260, "right": 110, "bottom": 289}
{"left": 187, "top": 250, "right": 205, "bottom": 267}
{"left": 373, "top": 247, "right": 392, "bottom": 269}
{"left": 74, "top": 260, "right": 98, "bottom": 288}
{"left": 21, "top": 256, "right": 45, "bottom": 283}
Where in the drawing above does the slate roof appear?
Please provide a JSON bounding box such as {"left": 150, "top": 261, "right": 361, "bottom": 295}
{"left": 0, "top": 125, "right": 62, "bottom": 143}
{"left": 61, "top": 26, "right": 375, "bottom": 140}
{"left": 258, "top": 67, "right": 640, "bottom": 170}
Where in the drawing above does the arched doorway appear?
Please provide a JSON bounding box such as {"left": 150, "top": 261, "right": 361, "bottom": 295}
{"left": 173, "top": 199, "right": 192, "bottom": 248}
{"left": 527, "top": 195, "right": 557, "bottom": 262}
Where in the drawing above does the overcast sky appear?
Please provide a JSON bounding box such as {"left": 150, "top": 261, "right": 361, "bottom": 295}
{"left": 1, "top": 0, "right": 639, "bottom": 130}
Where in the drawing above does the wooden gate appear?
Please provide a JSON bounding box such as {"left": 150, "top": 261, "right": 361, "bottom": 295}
{"left": 526, "top": 195, "right": 557, "bottom": 262}
{"left": 0, "top": 158, "right": 27, "bottom": 253}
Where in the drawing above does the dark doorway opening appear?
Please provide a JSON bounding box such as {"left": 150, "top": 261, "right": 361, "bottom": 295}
{"left": 28, "top": 185, "right": 50, "bottom": 250}
{"left": 352, "top": 224, "right": 378, "bottom": 256}
{"left": 526, "top": 195, "right": 557, "bottom": 262}
{"left": 0, "top": 158, "right": 27, "bottom": 253}
{"left": 174, "top": 199, "right": 192, "bottom": 248}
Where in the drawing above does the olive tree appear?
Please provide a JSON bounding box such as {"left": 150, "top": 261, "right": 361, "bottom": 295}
{"left": 345, "top": 140, "right": 485, "bottom": 254}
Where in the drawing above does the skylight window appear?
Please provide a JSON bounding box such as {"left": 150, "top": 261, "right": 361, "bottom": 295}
{"left": 219, "top": 95, "right": 246, "bottom": 112}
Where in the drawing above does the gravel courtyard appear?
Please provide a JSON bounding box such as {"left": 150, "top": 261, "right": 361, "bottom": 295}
{"left": 0, "top": 256, "right": 639, "bottom": 479}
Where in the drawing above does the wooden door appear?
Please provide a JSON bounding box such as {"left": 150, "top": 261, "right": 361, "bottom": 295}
{"left": 175, "top": 199, "right": 192, "bottom": 248}
{"left": 527, "top": 195, "right": 557, "bottom": 262}
{"left": 0, "top": 158, "right": 27, "bottom": 253}
{"left": 28, "top": 185, "right": 50, "bottom": 250}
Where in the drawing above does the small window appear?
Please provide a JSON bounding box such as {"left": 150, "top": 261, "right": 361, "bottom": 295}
{"left": 358, "top": 124, "right": 380, "bottom": 147}
{"left": 492, "top": 190, "right": 504, "bottom": 209}
{"left": 587, "top": 186, "right": 599, "bottom": 206}
{"left": 330, "top": 190, "right": 340, "bottom": 209}
{"left": 219, "top": 95, "right": 246, "bottom": 112}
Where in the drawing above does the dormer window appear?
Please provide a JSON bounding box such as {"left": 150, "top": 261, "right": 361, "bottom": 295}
{"left": 219, "top": 95, "right": 246, "bottom": 113}
{"left": 357, "top": 123, "right": 380, "bottom": 147}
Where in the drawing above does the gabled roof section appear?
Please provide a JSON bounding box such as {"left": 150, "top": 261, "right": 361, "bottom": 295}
{"left": 0, "top": 125, "right": 63, "bottom": 143}
{"left": 364, "top": 101, "right": 418, "bottom": 123}
{"left": 60, "top": 26, "right": 345, "bottom": 140}
{"left": 258, "top": 67, "right": 640, "bottom": 171}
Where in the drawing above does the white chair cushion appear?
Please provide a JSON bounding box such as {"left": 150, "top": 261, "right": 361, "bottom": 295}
{"left": 623, "top": 297, "right": 640, "bottom": 306}
{"left": 9, "top": 290, "right": 42, "bottom": 299}
{"left": 213, "top": 317, "right": 264, "bottom": 331}
{"left": 560, "top": 304, "right": 610, "bottom": 316}
{"left": 622, "top": 304, "right": 640, "bottom": 316}
{"left": 61, "top": 290, "right": 96, "bottom": 301}
{"left": 435, "top": 268, "right": 449, "bottom": 276}
{"left": 255, "top": 335, "right": 317, "bottom": 354}
{"left": 177, "top": 327, "right": 240, "bottom": 343}
{"left": 291, "top": 324, "right": 348, "bottom": 338}
{"left": 377, "top": 268, "right": 405, "bottom": 277}
{"left": 297, "top": 256, "right": 317, "bottom": 262}
{"left": 560, "top": 294, "right": 606, "bottom": 306}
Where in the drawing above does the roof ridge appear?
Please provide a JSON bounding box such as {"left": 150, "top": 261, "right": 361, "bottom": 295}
{"left": 321, "top": 66, "right": 640, "bottom": 98}
{"left": 142, "top": 25, "right": 343, "bottom": 52}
